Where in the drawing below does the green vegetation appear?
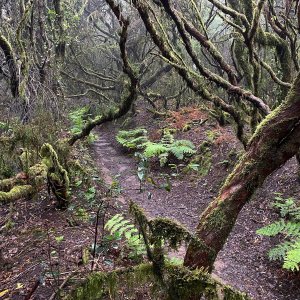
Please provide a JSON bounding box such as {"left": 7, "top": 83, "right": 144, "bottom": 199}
{"left": 116, "top": 128, "right": 148, "bottom": 150}
{"left": 69, "top": 202, "right": 249, "bottom": 300}
{"left": 1, "top": 0, "right": 300, "bottom": 298}
{"left": 69, "top": 107, "right": 98, "bottom": 143}
{"left": 104, "top": 213, "right": 146, "bottom": 258}
{"left": 257, "top": 194, "right": 300, "bottom": 271}
{"left": 116, "top": 128, "right": 196, "bottom": 167}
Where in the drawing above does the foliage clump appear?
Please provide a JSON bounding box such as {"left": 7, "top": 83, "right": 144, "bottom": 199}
{"left": 40, "top": 143, "right": 70, "bottom": 208}
{"left": 116, "top": 128, "right": 196, "bottom": 166}
{"left": 69, "top": 107, "right": 98, "bottom": 143}
{"left": 257, "top": 194, "right": 300, "bottom": 271}
{"left": 105, "top": 213, "right": 146, "bottom": 258}
{"left": 116, "top": 128, "right": 148, "bottom": 150}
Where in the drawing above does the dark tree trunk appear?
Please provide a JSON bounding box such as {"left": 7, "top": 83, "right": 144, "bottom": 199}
{"left": 184, "top": 73, "right": 300, "bottom": 270}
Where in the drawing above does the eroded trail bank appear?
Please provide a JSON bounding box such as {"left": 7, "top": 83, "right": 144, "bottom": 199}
{"left": 93, "top": 122, "right": 300, "bottom": 300}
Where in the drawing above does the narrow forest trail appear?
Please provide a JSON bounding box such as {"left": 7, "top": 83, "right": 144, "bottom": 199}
{"left": 93, "top": 123, "right": 300, "bottom": 300}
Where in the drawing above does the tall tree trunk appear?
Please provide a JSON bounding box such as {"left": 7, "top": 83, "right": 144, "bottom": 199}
{"left": 184, "top": 73, "right": 300, "bottom": 270}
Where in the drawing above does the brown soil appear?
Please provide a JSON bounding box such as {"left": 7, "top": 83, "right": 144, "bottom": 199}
{"left": 1, "top": 106, "right": 300, "bottom": 299}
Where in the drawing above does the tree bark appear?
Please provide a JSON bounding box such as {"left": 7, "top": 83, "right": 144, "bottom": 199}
{"left": 0, "top": 33, "right": 19, "bottom": 97}
{"left": 184, "top": 73, "right": 300, "bottom": 270}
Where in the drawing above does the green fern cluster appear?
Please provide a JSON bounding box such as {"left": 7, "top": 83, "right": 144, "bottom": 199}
{"left": 105, "top": 214, "right": 146, "bottom": 258}
{"left": 257, "top": 194, "right": 300, "bottom": 271}
{"left": 69, "top": 106, "right": 91, "bottom": 134}
{"left": 143, "top": 129, "right": 195, "bottom": 166}
{"left": 116, "top": 128, "right": 196, "bottom": 167}
{"left": 116, "top": 128, "right": 148, "bottom": 150}
{"left": 69, "top": 106, "right": 97, "bottom": 142}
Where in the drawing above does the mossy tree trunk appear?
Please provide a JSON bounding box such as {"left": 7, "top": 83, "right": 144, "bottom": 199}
{"left": 184, "top": 73, "right": 300, "bottom": 270}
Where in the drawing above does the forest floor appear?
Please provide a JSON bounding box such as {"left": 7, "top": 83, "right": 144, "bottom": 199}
{"left": 1, "top": 105, "right": 300, "bottom": 299}
{"left": 92, "top": 106, "right": 300, "bottom": 300}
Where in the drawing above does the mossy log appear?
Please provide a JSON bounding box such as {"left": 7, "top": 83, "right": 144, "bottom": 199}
{"left": 0, "top": 144, "right": 69, "bottom": 206}
{"left": 0, "top": 185, "right": 35, "bottom": 202}
{"left": 0, "top": 162, "right": 47, "bottom": 203}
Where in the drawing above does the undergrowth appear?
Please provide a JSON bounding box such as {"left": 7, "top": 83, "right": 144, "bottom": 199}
{"left": 69, "top": 107, "right": 98, "bottom": 143}
{"left": 116, "top": 128, "right": 196, "bottom": 167}
{"left": 257, "top": 193, "right": 300, "bottom": 271}
{"left": 104, "top": 213, "right": 146, "bottom": 259}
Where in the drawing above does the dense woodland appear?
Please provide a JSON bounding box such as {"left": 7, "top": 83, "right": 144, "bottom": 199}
{"left": 1, "top": 0, "right": 300, "bottom": 299}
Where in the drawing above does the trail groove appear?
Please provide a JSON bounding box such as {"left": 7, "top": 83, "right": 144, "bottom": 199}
{"left": 93, "top": 125, "right": 300, "bottom": 300}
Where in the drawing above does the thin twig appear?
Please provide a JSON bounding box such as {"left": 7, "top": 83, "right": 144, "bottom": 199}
{"left": 91, "top": 200, "right": 104, "bottom": 271}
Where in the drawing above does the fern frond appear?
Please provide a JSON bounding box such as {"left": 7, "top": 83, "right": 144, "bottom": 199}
{"left": 256, "top": 220, "right": 286, "bottom": 236}
{"left": 159, "top": 153, "right": 169, "bottom": 167}
{"left": 110, "top": 219, "right": 131, "bottom": 234}
{"left": 105, "top": 214, "right": 124, "bottom": 231}
{"left": 169, "top": 145, "right": 196, "bottom": 160}
{"left": 143, "top": 142, "right": 168, "bottom": 158}
{"left": 105, "top": 214, "right": 146, "bottom": 257}
{"left": 172, "top": 139, "right": 195, "bottom": 149}
{"left": 284, "top": 222, "right": 300, "bottom": 237}
{"left": 283, "top": 240, "right": 300, "bottom": 271}
{"left": 273, "top": 196, "right": 300, "bottom": 219}
{"left": 268, "top": 241, "right": 294, "bottom": 261}
{"left": 116, "top": 128, "right": 148, "bottom": 150}
{"left": 161, "top": 129, "right": 174, "bottom": 145}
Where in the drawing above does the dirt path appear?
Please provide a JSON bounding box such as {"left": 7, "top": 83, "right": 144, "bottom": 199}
{"left": 93, "top": 123, "right": 300, "bottom": 300}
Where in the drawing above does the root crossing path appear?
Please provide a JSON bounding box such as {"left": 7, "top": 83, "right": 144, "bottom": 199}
{"left": 93, "top": 125, "right": 300, "bottom": 300}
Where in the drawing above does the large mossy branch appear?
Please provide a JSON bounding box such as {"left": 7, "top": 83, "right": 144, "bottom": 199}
{"left": 181, "top": 17, "right": 238, "bottom": 85}
{"left": 68, "top": 2, "right": 138, "bottom": 146}
{"left": 247, "top": 0, "right": 266, "bottom": 43}
{"left": 61, "top": 71, "right": 116, "bottom": 91}
{"left": 207, "top": 0, "right": 250, "bottom": 30}
{"left": 184, "top": 73, "right": 300, "bottom": 270}
{"left": 67, "top": 263, "right": 250, "bottom": 300}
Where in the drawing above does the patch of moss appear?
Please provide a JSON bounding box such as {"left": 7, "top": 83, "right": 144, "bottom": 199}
{"left": 0, "top": 185, "right": 34, "bottom": 202}
{"left": 40, "top": 143, "right": 70, "bottom": 208}
{"left": 191, "top": 141, "right": 212, "bottom": 176}
{"left": 66, "top": 263, "right": 250, "bottom": 300}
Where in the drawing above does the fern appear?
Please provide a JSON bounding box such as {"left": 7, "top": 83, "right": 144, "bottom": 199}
{"left": 273, "top": 195, "right": 300, "bottom": 219}
{"left": 284, "top": 240, "right": 300, "bottom": 271}
{"left": 257, "top": 194, "right": 300, "bottom": 271}
{"left": 268, "top": 241, "right": 294, "bottom": 261}
{"left": 116, "top": 128, "right": 196, "bottom": 167}
{"left": 69, "top": 106, "right": 90, "bottom": 134}
{"left": 69, "top": 106, "right": 97, "bottom": 142}
{"left": 161, "top": 129, "right": 174, "bottom": 145}
{"left": 257, "top": 220, "right": 286, "bottom": 237}
{"left": 169, "top": 140, "right": 196, "bottom": 160}
{"left": 143, "top": 142, "right": 168, "bottom": 158}
{"left": 143, "top": 132, "right": 196, "bottom": 166}
{"left": 116, "top": 128, "right": 148, "bottom": 150}
{"left": 105, "top": 214, "right": 146, "bottom": 258}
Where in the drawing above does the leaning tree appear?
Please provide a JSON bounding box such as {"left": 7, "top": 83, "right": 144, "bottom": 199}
{"left": 127, "top": 0, "right": 300, "bottom": 270}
